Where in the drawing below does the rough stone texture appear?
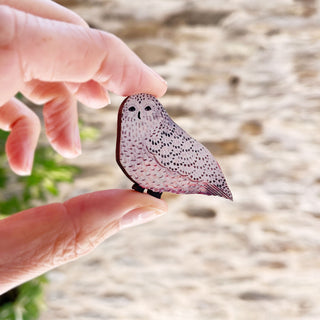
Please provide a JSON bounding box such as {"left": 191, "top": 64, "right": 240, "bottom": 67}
{"left": 40, "top": 1, "right": 320, "bottom": 319}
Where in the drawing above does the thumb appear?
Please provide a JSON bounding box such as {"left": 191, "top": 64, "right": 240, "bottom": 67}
{"left": 0, "top": 189, "right": 167, "bottom": 294}
{"left": 63, "top": 189, "right": 167, "bottom": 253}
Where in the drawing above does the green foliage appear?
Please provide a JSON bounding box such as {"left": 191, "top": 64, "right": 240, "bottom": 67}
{"left": 0, "top": 276, "right": 48, "bottom": 320}
{"left": 79, "top": 119, "right": 100, "bottom": 141}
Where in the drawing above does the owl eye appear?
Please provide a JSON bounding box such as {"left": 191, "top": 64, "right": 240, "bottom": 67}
{"left": 145, "top": 106, "right": 151, "bottom": 111}
{"left": 128, "top": 106, "right": 136, "bottom": 112}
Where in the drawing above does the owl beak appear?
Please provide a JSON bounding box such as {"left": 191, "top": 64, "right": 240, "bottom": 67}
{"left": 138, "top": 111, "right": 141, "bottom": 120}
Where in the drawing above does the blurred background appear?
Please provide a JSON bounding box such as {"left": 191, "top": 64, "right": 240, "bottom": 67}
{"left": 1, "top": 0, "right": 320, "bottom": 319}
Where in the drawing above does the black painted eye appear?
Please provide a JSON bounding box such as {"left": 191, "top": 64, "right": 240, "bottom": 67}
{"left": 145, "top": 106, "right": 151, "bottom": 111}
{"left": 128, "top": 106, "right": 136, "bottom": 112}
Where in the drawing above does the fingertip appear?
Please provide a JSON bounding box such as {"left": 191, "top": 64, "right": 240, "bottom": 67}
{"left": 91, "top": 32, "right": 168, "bottom": 98}
{"left": 123, "top": 189, "right": 168, "bottom": 213}
{"left": 63, "top": 189, "right": 168, "bottom": 223}
{"left": 43, "top": 95, "right": 82, "bottom": 159}
{"left": 48, "top": 126, "right": 82, "bottom": 159}
{"left": 121, "top": 64, "right": 168, "bottom": 98}
{"left": 145, "top": 66, "right": 168, "bottom": 97}
{"left": 0, "top": 98, "right": 40, "bottom": 176}
{"left": 8, "top": 161, "right": 32, "bottom": 176}
{"left": 6, "top": 130, "right": 37, "bottom": 176}
{"left": 12, "top": 169, "right": 31, "bottom": 176}
{"left": 52, "top": 144, "right": 82, "bottom": 159}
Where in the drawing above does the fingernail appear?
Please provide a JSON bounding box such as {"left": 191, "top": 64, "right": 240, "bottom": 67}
{"left": 74, "top": 128, "right": 82, "bottom": 156}
{"left": 13, "top": 162, "right": 32, "bottom": 176}
{"left": 11, "top": 150, "right": 33, "bottom": 176}
{"left": 120, "top": 207, "right": 166, "bottom": 230}
{"left": 148, "top": 67, "right": 167, "bottom": 86}
{"left": 47, "top": 125, "right": 81, "bottom": 159}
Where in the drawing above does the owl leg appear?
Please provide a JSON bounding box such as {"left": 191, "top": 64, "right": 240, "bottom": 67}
{"left": 132, "top": 183, "right": 145, "bottom": 193}
{"left": 147, "top": 189, "right": 163, "bottom": 199}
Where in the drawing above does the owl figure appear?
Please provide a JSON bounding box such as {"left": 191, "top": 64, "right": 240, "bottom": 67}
{"left": 116, "top": 93, "right": 233, "bottom": 200}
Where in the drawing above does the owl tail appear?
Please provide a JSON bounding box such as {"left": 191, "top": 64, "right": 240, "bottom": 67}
{"left": 205, "top": 183, "right": 233, "bottom": 201}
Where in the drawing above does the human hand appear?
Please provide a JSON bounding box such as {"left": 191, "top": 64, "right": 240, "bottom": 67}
{"left": 0, "top": 190, "right": 167, "bottom": 294}
{"left": 0, "top": 0, "right": 168, "bottom": 294}
{"left": 0, "top": 0, "right": 167, "bottom": 175}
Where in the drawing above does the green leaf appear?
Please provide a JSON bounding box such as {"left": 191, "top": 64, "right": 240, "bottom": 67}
{"left": 79, "top": 120, "right": 100, "bottom": 141}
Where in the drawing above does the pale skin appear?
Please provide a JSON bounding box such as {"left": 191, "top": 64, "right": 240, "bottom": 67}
{"left": 0, "top": 0, "right": 168, "bottom": 294}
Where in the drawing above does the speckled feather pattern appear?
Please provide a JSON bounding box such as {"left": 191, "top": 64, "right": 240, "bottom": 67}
{"left": 116, "top": 93, "right": 233, "bottom": 200}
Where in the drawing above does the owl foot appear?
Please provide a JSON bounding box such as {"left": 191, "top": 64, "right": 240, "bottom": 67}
{"left": 132, "top": 183, "right": 145, "bottom": 193}
{"left": 147, "top": 189, "right": 163, "bottom": 199}
{"left": 132, "top": 183, "right": 162, "bottom": 199}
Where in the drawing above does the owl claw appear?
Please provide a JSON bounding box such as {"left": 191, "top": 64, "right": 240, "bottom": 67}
{"left": 132, "top": 183, "right": 162, "bottom": 199}
{"left": 132, "top": 183, "right": 145, "bottom": 193}
{"left": 147, "top": 189, "right": 163, "bottom": 199}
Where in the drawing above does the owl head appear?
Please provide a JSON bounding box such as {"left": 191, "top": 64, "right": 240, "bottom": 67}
{"left": 119, "top": 93, "right": 166, "bottom": 126}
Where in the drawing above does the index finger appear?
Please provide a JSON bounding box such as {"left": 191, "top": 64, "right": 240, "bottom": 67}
{"left": 0, "top": 0, "right": 88, "bottom": 27}
{"left": 0, "top": 6, "right": 167, "bottom": 105}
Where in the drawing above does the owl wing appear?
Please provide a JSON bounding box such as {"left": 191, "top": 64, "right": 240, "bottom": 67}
{"left": 145, "top": 115, "right": 233, "bottom": 200}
